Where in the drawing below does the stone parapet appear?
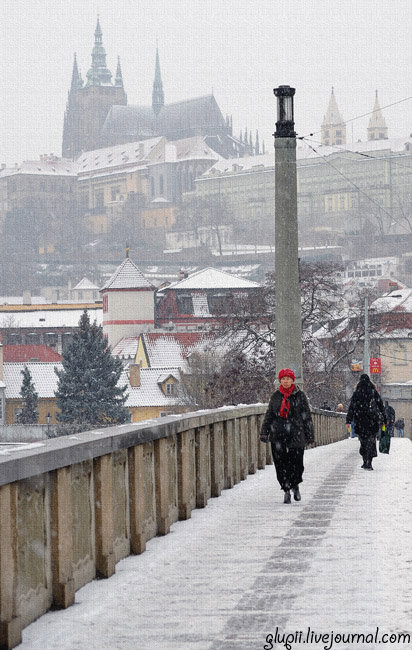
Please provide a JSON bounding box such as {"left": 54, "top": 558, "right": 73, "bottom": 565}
{"left": 0, "top": 405, "right": 346, "bottom": 648}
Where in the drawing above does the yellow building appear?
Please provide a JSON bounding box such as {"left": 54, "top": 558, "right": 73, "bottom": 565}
{"left": 2, "top": 361, "right": 62, "bottom": 424}
{"left": 121, "top": 363, "right": 186, "bottom": 423}
{"left": 77, "top": 137, "right": 165, "bottom": 234}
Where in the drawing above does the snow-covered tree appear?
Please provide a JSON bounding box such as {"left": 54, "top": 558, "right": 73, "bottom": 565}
{"left": 55, "top": 310, "right": 129, "bottom": 427}
{"left": 18, "top": 366, "right": 39, "bottom": 424}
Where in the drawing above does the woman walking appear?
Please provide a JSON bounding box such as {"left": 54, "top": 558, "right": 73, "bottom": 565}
{"left": 346, "top": 374, "right": 386, "bottom": 470}
{"left": 260, "top": 368, "right": 314, "bottom": 503}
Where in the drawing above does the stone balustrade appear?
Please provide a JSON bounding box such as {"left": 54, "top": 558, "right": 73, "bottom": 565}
{"left": 0, "top": 405, "right": 346, "bottom": 649}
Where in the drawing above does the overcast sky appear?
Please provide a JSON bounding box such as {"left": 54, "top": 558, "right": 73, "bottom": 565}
{"left": 1, "top": 0, "right": 411, "bottom": 166}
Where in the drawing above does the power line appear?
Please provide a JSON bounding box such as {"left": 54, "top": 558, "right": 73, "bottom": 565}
{"left": 299, "top": 95, "right": 412, "bottom": 140}
{"left": 299, "top": 135, "right": 412, "bottom": 173}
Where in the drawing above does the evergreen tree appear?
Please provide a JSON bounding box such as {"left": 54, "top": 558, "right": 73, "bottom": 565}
{"left": 18, "top": 367, "right": 39, "bottom": 424}
{"left": 55, "top": 310, "right": 129, "bottom": 426}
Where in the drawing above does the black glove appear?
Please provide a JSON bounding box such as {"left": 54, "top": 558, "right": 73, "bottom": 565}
{"left": 260, "top": 432, "right": 269, "bottom": 443}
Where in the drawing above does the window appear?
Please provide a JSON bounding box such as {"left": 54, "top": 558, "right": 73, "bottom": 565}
{"left": 95, "top": 191, "right": 104, "bottom": 209}
{"left": 176, "top": 294, "right": 193, "bottom": 314}
{"left": 159, "top": 175, "right": 164, "bottom": 196}
{"left": 207, "top": 292, "right": 228, "bottom": 314}
{"left": 166, "top": 382, "right": 176, "bottom": 395}
{"left": 14, "top": 408, "right": 22, "bottom": 423}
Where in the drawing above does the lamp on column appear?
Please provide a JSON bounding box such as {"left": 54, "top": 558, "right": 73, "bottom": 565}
{"left": 273, "top": 85, "right": 296, "bottom": 138}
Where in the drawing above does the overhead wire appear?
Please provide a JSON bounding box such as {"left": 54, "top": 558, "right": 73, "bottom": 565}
{"left": 298, "top": 95, "right": 412, "bottom": 141}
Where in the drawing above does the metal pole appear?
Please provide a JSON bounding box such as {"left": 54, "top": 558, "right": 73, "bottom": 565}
{"left": 273, "top": 86, "right": 302, "bottom": 385}
{"left": 363, "top": 297, "right": 370, "bottom": 375}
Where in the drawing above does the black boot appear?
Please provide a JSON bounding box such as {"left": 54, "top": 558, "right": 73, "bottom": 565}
{"left": 283, "top": 490, "right": 291, "bottom": 504}
{"left": 293, "top": 486, "right": 301, "bottom": 501}
{"left": 364, "top": 461, "right": 373, "bottom": 471}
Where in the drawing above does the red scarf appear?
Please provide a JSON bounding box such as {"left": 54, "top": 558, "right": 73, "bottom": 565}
{"left": 279, "top": 384, "right": 295, "bottom": 419}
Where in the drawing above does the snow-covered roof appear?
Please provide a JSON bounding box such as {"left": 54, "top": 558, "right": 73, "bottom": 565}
{"left": 0, "top": 308, "right": 102, "bottom": 329}
{"left": 0, "top": 296, "right": 49, "bottom": 306}
{"left": 76, "top": 137, "right": 163, "bottom": 176}
{"left": 4, "top": 362, "right": 62, "bottom": 399}
{"left": 371, "top": 288, "right": 412, "bottom": 314}
{"left": 121, "top": 366, "right": 182, "bottom": 407}
{"left": 202, "top": 135, "right": 412, "bottom": 177}
{"left": 165, "top": 267, "right": 260, "bottom": 291}
{"left": 101, "top": 258, "right": 155, "bottom": 291}
{"left": 150, "top": 136, "right": 221, "bottom": 164}
{"left": 73, "top": 278, "right": 99, "bottom": 291}
{"left": 141, "top": 332, "right": 214, "bottom": 370}
{"left": 0, "top": 159, "right": 77, "bottom": 178}
{"left": 111, "top": 337, "right": 140, "bottom": 360}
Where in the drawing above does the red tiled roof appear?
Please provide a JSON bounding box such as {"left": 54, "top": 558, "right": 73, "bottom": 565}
{"left": 3, "top": 345, "right": 62, "bottom": 362}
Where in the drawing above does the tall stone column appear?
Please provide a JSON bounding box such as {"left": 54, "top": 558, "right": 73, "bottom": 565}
{"left": 274, "top": 86, "right": 302, "bottom": 384}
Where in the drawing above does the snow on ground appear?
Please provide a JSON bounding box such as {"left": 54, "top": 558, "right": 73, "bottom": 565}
{"left": 20, "top": 438, "right": 412, "bottom": 650}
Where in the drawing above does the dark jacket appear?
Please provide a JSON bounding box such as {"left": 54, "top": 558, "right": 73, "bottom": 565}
{"left": 346, "top": 374, "right": 386, "bottom": 437}
{"left": 260, "top": 386, "right": 314, "bottom": 448}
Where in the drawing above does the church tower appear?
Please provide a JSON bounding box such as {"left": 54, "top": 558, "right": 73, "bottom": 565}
{"left": 367, "top": 91, "right": 388, "bottom": 141}
{"left": 101, "top": 254, "right": 156, "bottom": 349}
{"left": 152, "top": 46, "right": 165, "bottom": 116}
{"left": 62, "top": 17, "right": 127, "bottom": 159}
{"left": 321, "top": 87, "right": 346, "bottom": 146}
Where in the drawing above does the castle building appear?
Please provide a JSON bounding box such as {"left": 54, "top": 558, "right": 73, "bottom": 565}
{"left": 62, "top": 17, "right": 127, "bottom": 158}
{"left": 100, "top": 254, "right": 156, "bottom": 349}
{"left": 321, "top": 87, "right": 346, "bottom": 146}
{"left": 62, "top": 18, "right": 258, "bottom": 160}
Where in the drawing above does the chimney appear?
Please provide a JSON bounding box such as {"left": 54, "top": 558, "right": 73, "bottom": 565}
{"left": 129, "top": 363, "right": 141, "bottom": 388}
{"left": 22, "top": 289, "right": 32, "bottom": 305}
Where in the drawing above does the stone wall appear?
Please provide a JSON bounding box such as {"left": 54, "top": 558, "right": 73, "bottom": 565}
{"left": 0, "top": 405, "right": 346, "bottom": 649}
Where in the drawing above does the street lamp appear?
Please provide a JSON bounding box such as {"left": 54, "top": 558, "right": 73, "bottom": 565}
{"left": 274, "top": 85, "right": 296, "bottom": 138}
{"left": 46, "top": 412, "right": 51, "bottom": 436}
{"left": 273, "top": 85, "right": 302, "bottom": 384}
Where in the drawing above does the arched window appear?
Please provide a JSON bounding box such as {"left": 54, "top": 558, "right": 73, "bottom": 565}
{"left": 159, "top": 174, "right": 164, "bottom": 196}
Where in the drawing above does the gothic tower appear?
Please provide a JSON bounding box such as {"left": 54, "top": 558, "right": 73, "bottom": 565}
{"left": 152, "top": 46, "right": 164, "bottom": 116}
{"left": 321, "top": 87, "right": 346, "bottom": 146}
{"left": 62, "top": 17, "right": 127, "bottom": 159}
{"left": 367, "top": 90, "right": 388, "bottom": 141}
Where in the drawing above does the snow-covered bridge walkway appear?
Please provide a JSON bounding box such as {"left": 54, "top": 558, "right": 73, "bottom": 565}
{"left": 20, "top": 438, "right": 412, "bottom": 650}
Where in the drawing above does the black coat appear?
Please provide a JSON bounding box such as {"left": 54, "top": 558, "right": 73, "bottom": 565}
{"left": 260, "top": 386, "right": 314, "bottom": 448}
{"left": 346, "top": 376, "right": 386, "bottom": 437}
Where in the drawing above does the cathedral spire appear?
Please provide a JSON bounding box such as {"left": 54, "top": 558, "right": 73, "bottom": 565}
{"left": 115, "top": 56, "right": 124, "bottom": 87}
{"left": 367, "top": 90, "right": 388, "bottom": 141}
{"left": 321, "top": 87, "right": 346, "bottom": 146}
{"left": 86, "top": 16, "right": 113, "bottom": 87}
{"left": 255, "top": 130, "right": 260, "bottom": 156}
{"left": 70, "top": 53, "right": 83, "bottom": 91}
{"left": 152, "top": 45, "right": 164, "bottom": 115}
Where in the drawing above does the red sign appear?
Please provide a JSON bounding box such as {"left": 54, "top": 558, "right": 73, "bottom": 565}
{"left": 370, "top": 358, "right": 381, "bottom": 374}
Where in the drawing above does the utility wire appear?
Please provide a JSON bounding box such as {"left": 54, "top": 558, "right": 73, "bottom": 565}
{"left": 299, "top": 95, "right": 412, "bottom": 140}
{"left": 299, "top": 135, "right": 412, "bottom": 173}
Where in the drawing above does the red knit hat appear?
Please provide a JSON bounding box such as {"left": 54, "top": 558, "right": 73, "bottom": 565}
{"left": 278, "top": 368, "right": 295, "bottom": 381}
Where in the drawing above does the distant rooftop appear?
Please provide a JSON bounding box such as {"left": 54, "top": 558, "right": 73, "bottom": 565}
{"left": 165, "top": 267, "right": 260, "bottom": 291}
{"left": 101, "top": 258, "right": 156, "bottom": 291}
